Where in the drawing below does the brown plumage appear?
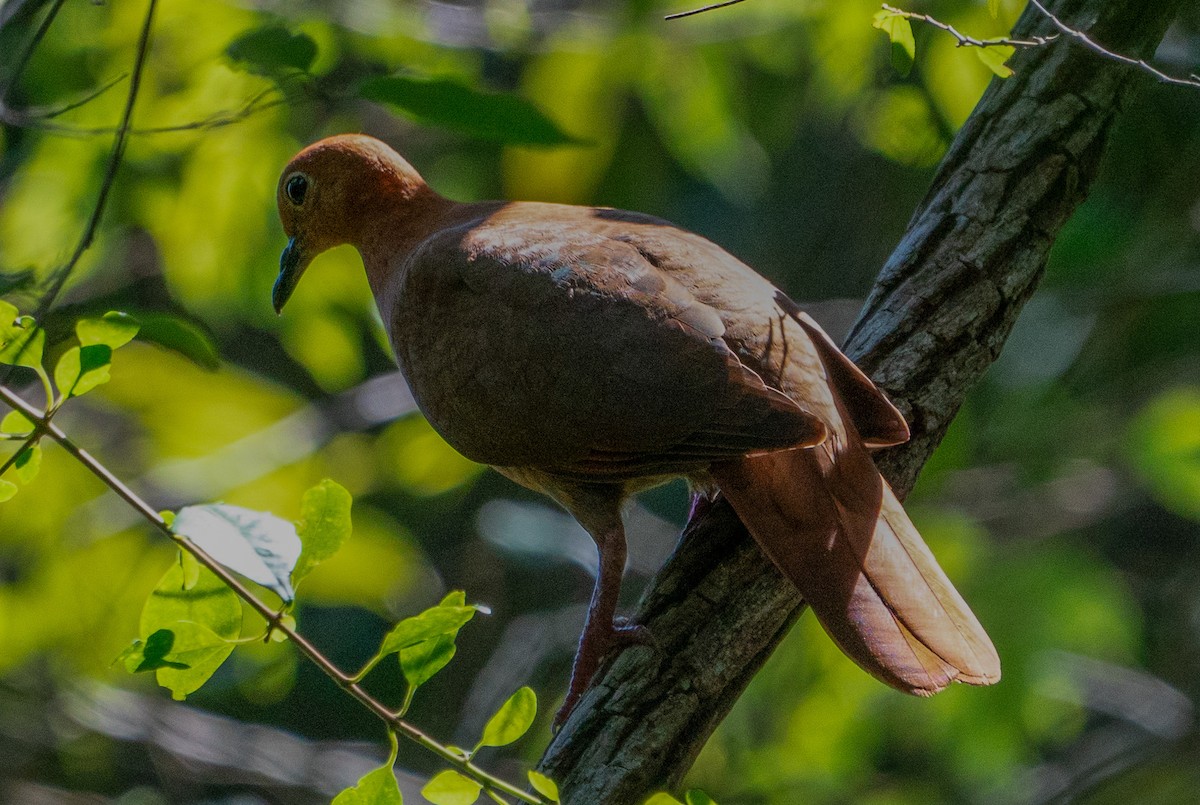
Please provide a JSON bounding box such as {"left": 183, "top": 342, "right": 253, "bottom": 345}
{"left": 273, "top": 134, "right": 1000, "bottom": 721}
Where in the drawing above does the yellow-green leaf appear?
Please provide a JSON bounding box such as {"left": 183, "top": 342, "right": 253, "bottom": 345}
{"left": 872, "top": 11, "right": 916, "bottom": 77}
{"left": 421, "top": 770, "right": 480, "bottom": 805}
{"left": 333, "top": 763, "right": 404, "bottom": 804}
{"left": 643, "top": 795, "right": 684, "bottom": 805}
{"left": 54, "top": 344, "right": 113, "bottom": 398}
{"left": 976, "top": 45, "right": 1016, "bottom": 78}
{"left": 0, "top": 312, "right": 44, "bottom": 370}
{"left": 14, "top": 443, "right": 41, "bottom": 484}
{"left": 292, "top": 479, "right": 353, "bottom": 587}
{"left": 527, "top": 771, "right": 559, "bottom": 802}
{"left": 0, "top": 410, "right": 34, "bottom": 434}
{"left": 989, "top": 0, "right": 1001, "bottom": 18}
{"left": 477, "top": 686, "right": 536, "bottom": 750}
{"left": 0, "top": 479, "right": 17, "bottom": 502}
{"left": 77, "top": 311, "right": 140, "bottom": 349}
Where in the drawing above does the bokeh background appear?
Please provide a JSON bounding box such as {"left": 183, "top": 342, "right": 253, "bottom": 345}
{"left": 1, "top": 0, "right": 1199, "bottom": 802}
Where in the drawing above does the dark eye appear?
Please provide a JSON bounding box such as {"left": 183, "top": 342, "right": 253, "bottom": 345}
{"left": 285, "top": 174, "right": 308, "bottom": 205}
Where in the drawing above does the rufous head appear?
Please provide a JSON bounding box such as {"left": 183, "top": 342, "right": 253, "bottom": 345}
{"left": 273, "top": 134, "right": 432, "bottom": 313}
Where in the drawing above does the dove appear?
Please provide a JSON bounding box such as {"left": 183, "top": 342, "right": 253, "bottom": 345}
{"left": 272, "top": 134, "right": 999, "bottom": 722}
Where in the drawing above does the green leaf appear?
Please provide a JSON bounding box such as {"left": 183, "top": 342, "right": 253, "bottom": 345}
{"left": 685, "top": 791, "right": 717, "bottom": 805}
{"left": 477, "top": 686, "right": 536, "bottom": 750}
{"left": 226, "top": 25, "right": 317, "bottom": 75}
{"left": 379, "top": 600, "right": 479, "bottom": 656}
{"left": 976, "top": 45, "right": 1016, "bottom": 78}
{"left": 360, "top": 75, "right": 578, "bottom": 146}
{"left": 292, "top": 479, "right": 353, "bottom": 587}
{"left": 527, "top": 771, "right": 559, "bottom": 802}
{"left": 0, "top": 309, "right": 44, "bottom": 370}
{"left": 872, "top": 11, "right": 916, "bottom": 78}
{"left": 333, "top": 762, "right": 404, "bottom": 804}
{"left": 400, "top": 633, "right": 457, "bottom": 689}
{"left": 0, "top": 479, "right": 18, "bottom": 502}
{"left": 0, "top": 410, "right": 34, "bottom": 434}
{"left": 14, "top": 443, "right": 41, "bottom": 484}
{"left": 77, "top": 311, "right": 140, "bottom": 349}
{"left": 135, "top": 313, "right": 220, "bottom": 370}
{"left": 53, "top": 344, "right": 113, "bottom": 398}
{"left": 173, "top": 503, "right": 302, "bottom": 602}
{"left": 421, "top": 770, "right": 480, "bottom": 805}
{"left": 642, "top": 795, "right": 683, "bottom": 805}
{"left": 119, "top": 628, "right": 190, "bottom": 673}
{"left": 989, "top": 0, "right": 1001, "bottom": 18}
{"left": 139, "top": 562, "right": 242, "bottom": 699}
{"left": 179, "top": 549, "right": 201, "bottom": 589}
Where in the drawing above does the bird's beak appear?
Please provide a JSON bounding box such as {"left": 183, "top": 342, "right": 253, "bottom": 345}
{"left": 273, "top": 237, "right": 310, "bottom": 314}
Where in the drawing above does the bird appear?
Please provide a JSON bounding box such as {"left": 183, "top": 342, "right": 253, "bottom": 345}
{"left": 272, "top": 134, "right": 1000, "bottom": 723}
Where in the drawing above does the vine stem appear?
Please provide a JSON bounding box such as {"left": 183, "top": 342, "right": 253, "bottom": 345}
{"left": 0, "top": 382, "right": 546, "bottom": 805}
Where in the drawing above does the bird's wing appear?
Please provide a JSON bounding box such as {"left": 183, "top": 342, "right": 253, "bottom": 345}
{"left": 392, "top": 208, "right": 825, "bottom": 476}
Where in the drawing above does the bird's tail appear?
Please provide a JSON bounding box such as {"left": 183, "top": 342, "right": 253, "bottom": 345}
{"left": 710, "top": 438, "right": 1000, "bottom": 694}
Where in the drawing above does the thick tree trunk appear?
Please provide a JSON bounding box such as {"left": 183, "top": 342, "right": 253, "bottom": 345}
{"left": 540, "top": 1, "right": 1187, "bottom": 802}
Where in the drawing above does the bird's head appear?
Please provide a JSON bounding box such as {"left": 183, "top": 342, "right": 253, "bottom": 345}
{"left": 273, "top": 134, "right": 432, "bottom": 313}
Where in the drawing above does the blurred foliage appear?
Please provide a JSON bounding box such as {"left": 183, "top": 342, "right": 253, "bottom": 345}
{"left": 1, "top": 0, "right": 1199, "bottom": 803}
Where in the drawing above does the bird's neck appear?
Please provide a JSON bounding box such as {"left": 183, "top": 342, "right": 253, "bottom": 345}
{"left": 356, "top": 188, "right": 455, "bottom": 301}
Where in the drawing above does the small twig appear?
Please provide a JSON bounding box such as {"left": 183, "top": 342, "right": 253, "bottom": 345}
{"left": 0, "top": 86, "right": 286, "bottom": 136}
{"left": 664, "top": 0, "right": 749, "bottom": 21}
{"left": 0, "top": 382, "right": 549, "bottom": 805}
{"left": 1029, "top": 0, "right": 1200, "bottom": 89}
{"left": 0, "top": 0, "right": 68, "bottom": 106}
{"left": 17, "top": 72, "right": 131, "bottom": 120}
{"left": 881, "top": 4, "right": 1058, "bottom": 49}
{"left": 33, "top": 0, "right": 159, "bottom": 320}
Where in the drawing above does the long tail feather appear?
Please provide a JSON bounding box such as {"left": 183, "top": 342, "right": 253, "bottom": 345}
{"left": 711, "top": 445, "right": 1000, "bottom": 694}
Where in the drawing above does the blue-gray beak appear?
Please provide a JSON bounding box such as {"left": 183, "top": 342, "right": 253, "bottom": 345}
{"left": 273, "top": 237, "right": 308, "bottom": 314}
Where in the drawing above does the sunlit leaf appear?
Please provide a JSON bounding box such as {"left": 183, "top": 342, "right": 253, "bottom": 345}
{"left": 643, "top": 795, "right": 683, "bottom": 805}
{"left": 173, "top": 503, "right": 302, "bottom": 602}
{"left": 53, "top": 344, "right": 113, "bottom": 398}
{"left": 118, "top": 628, "right": 189, "bottom": 673}
{"left": 292, "top": 479, "right": 353, "bottom": 587}
{"left": 379, "top": 599, "right": 479, "bottom": 656}
{"left": 976, "top": 45, "right": 1016, "bottom": 78}
{"left": 685, "top": 791, "right": 717, "bottom": 805}
{"left": 0, "top": 478, "right": 18, "bottom": 502}
{"left": 872, "top": 11, "right": 916, "bottom": 77}
{"left": 421, "top": 770, "right": 480, "bottom": 805}
{"left": 139, "top": 562, "right": 242, "bottom": 699}
{"left": 400, "top": 633, "right": 456, "bottom": 689}
{"left": 477, "top": 686, "right": 536, "bottom": 749}
{"left": 226, "top": 25, "right": 317, "bottom": 75}
{"left": 360, "top": 75, "right": 578, "bottom": 146}
{"left": 0, "top": 410, "right": 34, "bottom": 434}
{"left": 527, "top": 771, "right": 559, "bottom": 802}
{"left": 77, "top": 311, "right": 140, "bottom": 349}
{"left": 14, "top": 443, "right": 41, "bottom": 484}
{"left": 135, "top": 313, "right": 220, "bottom": 370}
{"left": 0, "top": 308, "right": 44, "bottom": 370}
{"left": 333, "top": 762, "right": 404, "bottom": 804}
{"left": 989, "top": 0, "right": 1002, "bottom": 18}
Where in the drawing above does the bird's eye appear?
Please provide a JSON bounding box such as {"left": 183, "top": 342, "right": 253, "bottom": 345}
{"left": 285, "top": 174, "right": 309, "bottom": 205}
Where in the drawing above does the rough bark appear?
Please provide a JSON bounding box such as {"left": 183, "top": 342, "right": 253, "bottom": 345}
{"left": 540, "top": 1, "right": 1187, "bottom": 802}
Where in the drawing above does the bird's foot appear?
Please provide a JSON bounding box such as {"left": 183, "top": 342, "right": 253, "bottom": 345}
{"left": 612, "top": 616, "right": 655, "bottom": 649}
{"left": 553, "top": 619, "right": 654, "bottom": 732}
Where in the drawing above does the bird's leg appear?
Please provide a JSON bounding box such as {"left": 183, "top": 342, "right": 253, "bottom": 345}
{"left": 556, "top": 520, "right": 635, "bottom": 728}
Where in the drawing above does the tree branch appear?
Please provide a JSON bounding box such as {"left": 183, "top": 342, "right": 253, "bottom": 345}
{"left": 540, "top": 0, "right": 1187, "bottom": 802}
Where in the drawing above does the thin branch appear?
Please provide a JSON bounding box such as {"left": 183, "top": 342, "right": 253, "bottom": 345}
{"left": 32, "top": 0, "right": 159, "bottom": 320}
{"left": 664, "top": 0, "right": 749, "bottom": 21}
{"left": 10, "top": 72, "right": 130, "bottom": 121}
{"left": 0, "top": 0, "right": 68, "bottom": 106}
{"left": 881, "top": 4, "right": 1058, "bottom": 49}
{"left": 1029, "top": 0, "right": 1200, "bottom": 89}
{"left": 0, "top": 86, "right": 287, "bottom": 136}
{"left": 0, "top": 381, "right": 549, "bottom": 805}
